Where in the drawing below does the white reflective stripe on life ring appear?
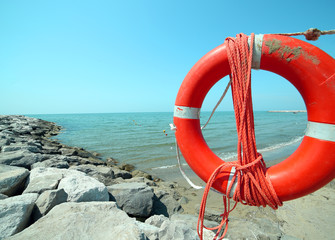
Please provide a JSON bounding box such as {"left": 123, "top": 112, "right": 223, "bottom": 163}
{"left": 227, "top": 167, "right": 238, "bottom": 198}
{"left": 174, "top": 106, "right": 200, "bottom": 119}
{"left": 248, "top": 34, "right": 264, "bottom": 70}
{"left": 305, "top": 121, "right": 335, "bottom": 142}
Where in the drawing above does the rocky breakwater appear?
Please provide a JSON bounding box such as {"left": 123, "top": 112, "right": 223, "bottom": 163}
{"left": 0, "top": 115, "right": 216, "bottom": 240}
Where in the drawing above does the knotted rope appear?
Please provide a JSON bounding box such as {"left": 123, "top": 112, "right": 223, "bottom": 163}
{"left": 197, "top": 33, "right": 282, "bottom": 240}
{"left": 273, "top": 28, "right": 335, "bottom": 41}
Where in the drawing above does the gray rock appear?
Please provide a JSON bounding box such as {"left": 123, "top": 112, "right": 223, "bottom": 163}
{"left": 119, "top": 163, "right": 135, "bottom": 172}
{"left": 11, "top": 124, "right": 33, "bottom": 135}
{"left": 0, "top": 193, "right": 39, "bottom": 239}
{"left": 0, "top": 151, "right": 25, "bottom": 165}
{"left": 23, "top": 172, "right": 63, "bottom": 194}
{"left": 0, "top": 150, "right": 44, "bottom": 168}
{"left": 69, "top": 164, "right": 115, "bottom": 185}
{"left": 105, "top": 157, "right": 118, "bottom": 166}
{"left": 23, "top": 167, "right": 87, "bottom": 194}
{"left": 0, "top": 193, "right": 8, "bottom": 199}
{"left": 16, "top": 153, "right": 45, "bottom": 168}
{"left": 0, "top": 115, "right": 61, "bottom": 138}
{"left": 0, "top": 164, "right": 29, "bottom": 196}
{"left": 145, "top": 214, "right": 169, "bottom": 228}
{"left": 0, "top": 130, "right": 14, "bottom": 136}
{"left": 112, "top": 167, "right": 132, "bottom": 179}
{"left": 40, "top": 144, "right": 60, "bottom": 154}
{"left": 26, "top": 139, "right": 42, "bottom": 149}
{"left": 61, "top": 155, "right": 82, "bottom": 165}
{"left": 32, "top": 188, "right": 68, "bottom": 221}
{"left": 108, "top": 182, "right": 154, "bottom": 217}
{"left": 131, "top": 169, "right": 152, "bottom": 180}
{"left": 152, "top": 189, "right": 183, "bottom": 217}
{"left": 145, "top": 214, "right": 216, "bottom": 240}
{"left": 0, "top": 138, "right": 10, "bottom": 148}
{"left": 74, "top": 147, "right": 98, "bottom": 159}
{"left": 31, "top": 158, "right": 69, "bottom": 169}
{"left": 58, "top": 173, "right": 109, "bottom": 202}
{"left": 7, "top": 202, "right": 148, "bottom": 240}
{"left": 59, "top": 147, "right": 78, "bottom": 156}
{"left": 135, "top": 221, "right": 159, "bottom": 240}
{"left": 2, "top": 144, "right": 41, "bottom": 153}
{"left": 124, "top": 176, "right": 157, "bottom": 187}
{"left": 158, "top": 219, "right": 199, "bottom": 240}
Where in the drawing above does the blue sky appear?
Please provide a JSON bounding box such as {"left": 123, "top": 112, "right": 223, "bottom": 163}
{"left": 1, "top": 0, "right": 334, "bottom": 114}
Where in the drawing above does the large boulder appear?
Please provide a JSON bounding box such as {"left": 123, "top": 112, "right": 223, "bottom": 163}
{"left": 23, "top": 167, "right": 109, "bottom": 202}
{"left": 58, "top": 172, "right": 109, "bottom": 202}
{"left": 0, "top": 151, "right": 25, "bottom": 165}
{"left": 108, "top": 182, "right": 154, "bottom": 217}
{"left": 135, "top": 222, "right": 160, "bottom": 240}
{"left": 23, "top": 168, "right": 65, "bottom": 194}
{"left": 31, "top": 157, "right": 69, "bottom": 169}
{"left": 7, "top": 202, "right": 148, "bottom": 240}
{"left": 0, "top": 150, "right": 44, "bottom": 168}
{"left": 144, "top": 214, "right": 216, "bottom": 240}
{"left": 0, "top": 164, "right": 29, "bottom": 196}
{"left": 0, "top": 193, "right": 39, "bottom": 239}
{"left": 145, "top": 214, "right": 169, "bottom": 228}
{"left": 32, "top": 188, "right": 68, "bottom": 221}
{"left": 1, "top": 144, "right": 41, "bottom": 153}
{"left": 69, "top": 164, "right": 115, "bottom": 185}
{"left": 152, "top": 189, "right": 183, "bottom": 217}
{"left": 158, "top": 218, "right": 199, "bottom": 240}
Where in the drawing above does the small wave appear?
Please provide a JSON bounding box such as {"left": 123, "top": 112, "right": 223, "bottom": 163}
{"left": 258, "top": 136, "right": 303, "bottom": 153}
{"left": 153, "top": 136, "right": 304, "bottom": 169}
{"left": 219, "top": 152, "right": 238, "bottom": 161}
{"left": 151, "top": 163, "right": 188, "bottom": 170}
{"left": 218, "top": 136, "right": 304, "bottom": 161}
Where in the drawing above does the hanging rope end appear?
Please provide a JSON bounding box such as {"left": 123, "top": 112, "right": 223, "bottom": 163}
{"left": 169, "top": 123, "right": 177, "bottom": 131}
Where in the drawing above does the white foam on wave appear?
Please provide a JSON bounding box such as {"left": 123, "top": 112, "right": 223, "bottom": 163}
{"left": 152, "top": 136, "right": 304, "bottom": 170}
{"left": 217, "top": 136, "right": 304, "bottom": 161}
{"left": 258, "top": 135, "right": 303, "bottom": 153}
{"left": 151, "top": 163, "right": 188, "bottom": 170}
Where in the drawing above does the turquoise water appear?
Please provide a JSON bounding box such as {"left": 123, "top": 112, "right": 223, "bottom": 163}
{"left": 29, "top": 111, "right": 307, "bottom": 177}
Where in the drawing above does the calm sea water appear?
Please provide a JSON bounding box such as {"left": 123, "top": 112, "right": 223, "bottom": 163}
{"left": 29, "top": 111, "right": 307, "bottom": 179}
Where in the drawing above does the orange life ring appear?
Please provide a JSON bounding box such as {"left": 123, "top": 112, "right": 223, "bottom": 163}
{"left": 173, "top": 34, "right": 335, "bottom": 202}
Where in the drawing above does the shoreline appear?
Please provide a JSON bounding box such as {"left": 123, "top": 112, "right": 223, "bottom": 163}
{"left": 26, "top": 111, "right": 307, "bottom": 176}
{"left": 148, "top": 157, "right": 284, "bottom": 187}
{"left": 1, "top": 115, "right": 334, "bottom": 239}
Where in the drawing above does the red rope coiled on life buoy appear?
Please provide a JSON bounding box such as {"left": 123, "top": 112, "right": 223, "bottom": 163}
{"left": 197, "top": 33, "right": 283, "bottom": 240}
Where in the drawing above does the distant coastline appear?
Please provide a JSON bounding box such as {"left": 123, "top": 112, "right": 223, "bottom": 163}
{"left": 268, "top": 110, "right": 307, "bottom": 113}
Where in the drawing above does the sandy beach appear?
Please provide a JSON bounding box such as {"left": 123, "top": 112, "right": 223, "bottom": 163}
{"left": 167, "top": 165, "right": 335, "bottom": 239}
{"left": 149, "top": 153, "right": 335, "bottom": 239}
